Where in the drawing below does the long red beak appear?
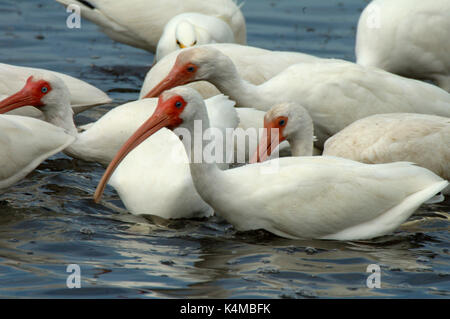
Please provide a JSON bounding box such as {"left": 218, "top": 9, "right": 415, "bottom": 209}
{"left": 143, "top": 65, "right": 188, "bottom": 98}
{"left": 0, "top": 87, "right": 39, "bottom": 114}
{"left": 93, "top": 108, "right": 172, "bottom": 203}
{"left": 250, "top": 121, "right": 282, "bottom": 163}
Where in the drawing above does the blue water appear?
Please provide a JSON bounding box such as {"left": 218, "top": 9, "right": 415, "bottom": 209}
{"left": 0, "top": 0, "right": 449, "bottom": 298}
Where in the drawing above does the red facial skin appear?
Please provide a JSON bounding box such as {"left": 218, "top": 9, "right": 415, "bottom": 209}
{"left": 250, "top": 116, "right": 288, "bottom": 163}
{"left": 94, "top": 94, "right": 187, "bottom": 203}
{"left": 143, "top": 61, "right": 198, "bottom": 98}
{"left": 0, "top": 76, "right": 51, "bottom": 113}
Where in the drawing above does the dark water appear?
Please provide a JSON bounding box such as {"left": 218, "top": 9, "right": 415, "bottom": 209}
{"left": 0, "top": 0, "right": 449, "bottom": 299}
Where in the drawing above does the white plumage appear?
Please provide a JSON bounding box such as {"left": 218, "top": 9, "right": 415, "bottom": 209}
{"left": 145, "top": 47, "right": 450, "bottom": 148}
{"left": 0, "top": 63, "right": 111, "bottom": 116}
{"left": 218, "top": 157, "right": 446, "bottom": 240}
{"left": 0, "top": 72, "right": 277, "bottom": 166}
{"left": 140, "top": 43, "right": 321, "bottom": 99}
{"left": 55, "top": 0, "right": 246, "bottom": 53}
{"left": 356, "top": 0, "right": 450, "bottom": 92}
{"left": 323, "top": 113, "right": 450, "bottom": 193}
{"left": 155, "top": 13, "right": 236, "bottom": 62}
{"left": 253, "top": 103, "right": 450, "bottom": 195}
{"left": 108, "top": 94, "right": 238, "bottom": 218}
{"left": 0, "top": 115, "right": 75, "bottom": 191}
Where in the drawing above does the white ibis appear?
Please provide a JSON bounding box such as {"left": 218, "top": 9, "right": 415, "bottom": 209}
{"left": 0, "top": 114, "right": 74, "bottom": 191}
{"left": 105, "top": 94, "right": 239, "bottom": 218}
{"left": 0, "top": 63, "right": 111, "bottom": 117}
{"left": 0, "top": 73, "right": 158, "bottom": 165}
{"left": 252, "top": 103, "right": 450, "bottom": 195}
{"left": 55, "top": 0, "right": 246, "bottom": 52}
{"left": 155, "top": 13, "right": 236, "bottom": 62}
{"left": 249, "top": 102, "right": 315, "bottom": 162}
{"left": 251, "top": 103, "right": 450, "bottom": 190}
{"left": 356, "top": 0, "right": 450, "bottom": 92}
{"left": 143, "top": 46, "right": 450, "bottom": 148}
{"left": 94, "top": 87, "right": 448, "bottom": 240}
{"left": 140, "top": 43, "right": 322, "bottom": 99}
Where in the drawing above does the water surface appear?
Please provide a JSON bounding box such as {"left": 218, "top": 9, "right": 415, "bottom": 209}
{"left": 0, "top": 0, "right": 449, "bottom": 298}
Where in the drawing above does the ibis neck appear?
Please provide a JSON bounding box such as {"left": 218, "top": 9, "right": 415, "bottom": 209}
{"left": 209, "top": 68, "right": 267, "bottom": 110}
{"left": 288, "top": 130, "right": 314, "bottom": 157}
{"left": 43, "top": 102, "right": 77, "bottom": 137}
{"left": 287, "top": 116, "right": 315, "bottom": 157}
{"left": 43, "top": 101, "right": 79, "bottom": 159}
{"left": 179, "top": 112, "right": 226, "bottom": 203}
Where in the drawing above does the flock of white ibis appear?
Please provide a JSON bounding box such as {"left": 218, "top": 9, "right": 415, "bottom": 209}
{"left": 0, "top": 0, "right": 449, "bottom": 241}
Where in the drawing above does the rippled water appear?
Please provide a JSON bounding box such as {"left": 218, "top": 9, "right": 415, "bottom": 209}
{"left": 0, "top": 0, "right": 449, "bottom": 299}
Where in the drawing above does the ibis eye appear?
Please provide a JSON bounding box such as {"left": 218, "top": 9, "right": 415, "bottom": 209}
{"left": 41, "top": 86, "right": 48, "bottom": 93}
{"left": 175, "top": 101, "right": 183, "bottom": 108}
{"left": 278, "top": 119, "right": 286, "bottom": 126}
{"left": 187, "top": 66, "right": 195, "bottom": 72}
{"left": 192, "top": 40, "right": 197, "bottom": 45}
